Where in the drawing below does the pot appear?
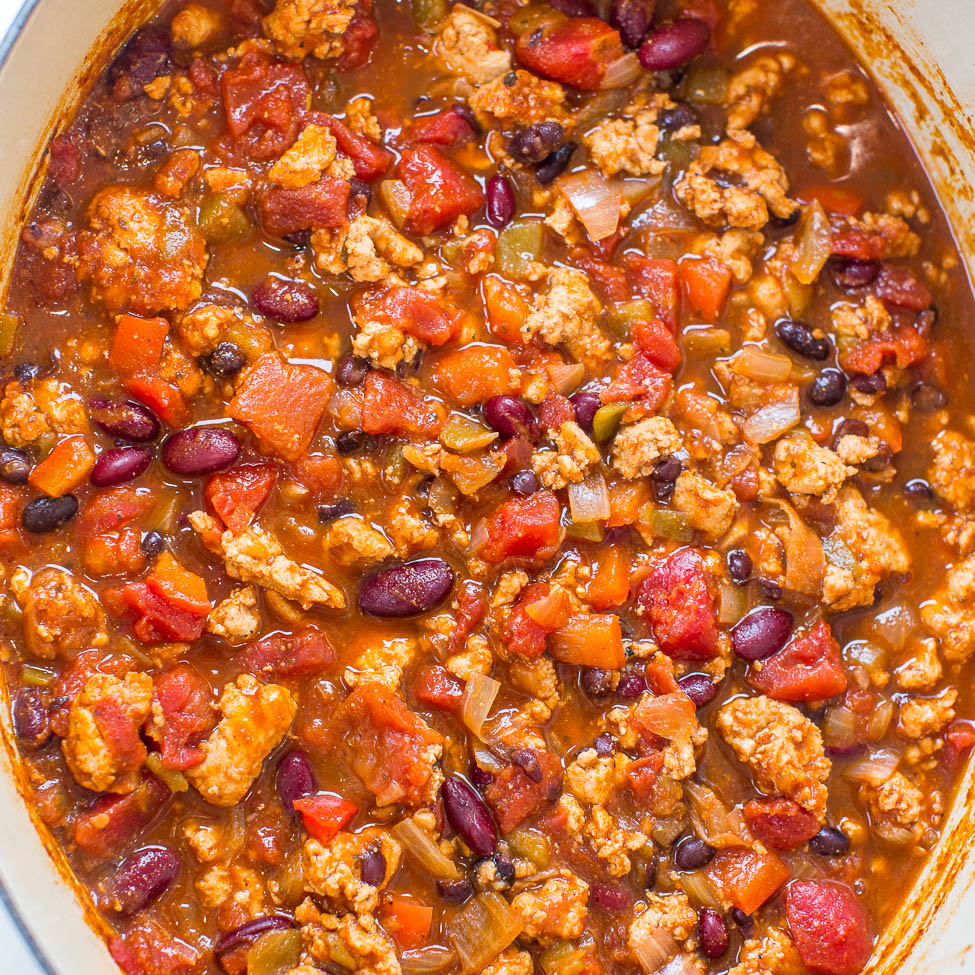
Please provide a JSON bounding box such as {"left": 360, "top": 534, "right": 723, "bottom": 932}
{"left": 0, "top": 1, "right": 974, "bottom": 973}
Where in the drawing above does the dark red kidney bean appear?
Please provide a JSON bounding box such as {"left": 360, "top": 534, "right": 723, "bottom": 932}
{"left": 359, "top": 847, "right": 387, "bottom": 887}
{"left": 282, "top": 228, "right": 312, "bottom": 248}
{"left": 511, "top": 470, "right": 541, "bottom": 495}
{"left": 437, "top": 878, "right": 473, "bottom": 903}
{"left": 162, "top": 427, "right": 240, "bottom": 475}
{"left": 442, "top": 775, "right": 497, "bottom": 857}
{"left": 698, "top": 908, "right": 730, "bottom": 959}
{"left": 507, "top": 122, "right": 564, "bottom": 164}
{"left": 548, "top": 0, "right": 596, "bottom": 14}
{"left": 678, "top": 673, "right": 717, "bottom": 708}
{"left": 483, "top": 395, "right": 537, "bottom": 439}
{"left": 0, "top": 444, "right": 32, "bottom": 484}
{"left": 673, "top": 836, "right": 715, "bottom": 870}
{"left": 252, "top": 276, "right": 320, "bottom": 323}
{"left": 809, "top": 825, "right": 850, "bottom": 856}
{"left": 775, "top": 319, "right": 831, "bottom": 360}
{"left": 611, "top": 0, "right": 655, "bottom": 49}
{"left": 205, "top": 342, "right": 247, "bottom": 378}
{"left": 335, "top": 353, "right": 369, "bottom": 387}
{"left": 638, "top": 18, "right": 710, "bottom": 70}
{"left": 485, "top": 175, "right": 516, "bottom": 229}
{"left": 535, "top": 142, "right": 577, "bottom": 184}
{"left": 214, "top": 915, "right": 294, "bottom": 963}
{"left": 829, "top": 257, "right": 879, "bottom": 289}
{"left": 13, "top": 689, "right": 51, "bottom": 749}
{"left": 91, "top": 446, "right": 153, "bottom": 487}
{"left": 570, "top": 391, "right": 601, "bottom": 433}
{"left": 359, "top": 558, "right": 454, "bottom": 617}
{"left": 90, "top": 398, "right": 160, "bottom": 442}
{"left": 617, "top": 671, "right": 647, "bottom": 700}
{"left": 590, "top": 882, "right": 632, "bottom": 911}
{"left": 109, "top": 27, "right": 171, "bottom": 101}
{"left": 807, "top": 369, "right": 847, "bottom": 407}
{"left": 593, "top": 732, "right": 616, "bottom": 756}
{"left": 726, "top": 548, "right": 752, "bottom": 585}
{"left": 105, "top": 846, "right": 181, "bottom": 915}
{"left": 651, "top": 455, "right": 682, "bottom": 483}
{"left": 732, "top": 607, "right": 794, "bottom": 661}
{"left": 276, "top": 751, "right": 316, "bottom": 816}
{"left": 582, "top": 667, "right": 615, "bottom": 698}
{"left": 22, "top": 494, "right": 78, "bottom": 533}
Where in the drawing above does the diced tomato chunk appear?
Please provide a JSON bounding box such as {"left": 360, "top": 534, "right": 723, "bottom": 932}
{"left": 205, "top": 463, "right": 277, "bottom": 531}
{"left": 124, "top": 374, "right": 188, "bottom": 427}
{"left": 485, "top": 746, "right": 562, "bottom": 832}
{"left": 398, "top": 145, "right": 484, "bottom": 235}
{"left": 74, "top": 774, "right": 172, "bottom": 858}
{"left": 318, "top": 112, "right": 394, "bottom": 181}
{"left": 410, "top": 105, "right": 479, "bottom": 147}
{"left": 105, "top": 581, "right": 208, "bottom": 643}
{"left": 361, "top": 371, "right": 445, "bottom": 437}
{"left": 355, "top": 286, "right": 462, "bottom": 346}
{"left": 78, "top": 486, "right": 154, "bottom": 536}
{"left": 515, "top": 16, "right": 626, "bottom": 90}
{"left": 478, "top": 491, "right": 562, "bottom": 563}
{"left": 241, "top": 627, "right": 336, "bottom": 677}
{"left": 942, "top": 719, "right": 975, "bottom": 771}
{"left": 83, "top": 527, "right": 146, "bottom": 577}
{"left": 749, "top": 620, "right": 848, "bottom": 701}
{"left": 839, "top": 323, "right": 927, "bottom": 376}
{"left": 632, "top": 318, "right": 681, "bottom": 372}
{"left": 626, "top": 752, "right": 664, "bottom": 802}
{"left": 680, "top": 256, "right": 732, "bottom": 322}
{"left": 637, "top": 548, "right": 719, "bottom": 660}
{"left": 433, "top": 345, "right": 520, "bottom": 405}
{"left": 334, "top": 0, "right": 379, "bottom": 71}
{"left": 149, "top": 664, "right": 215, "bottom": 771}
{"left": 257, "top": 178, "right": 350, "bottom": 235}
{"left": 785, "top": 880, "right": 873, "bottom": 975}
{"left": 549, "top": 614, "right": 626, "bottom": 669}
{"left": 743, "top": 797, "right": 820, "bottom": 851}
{"left": 293, "top": 793, "right": 359, "bottom": 843}
{"left": 502, "top": 582, "right": 569, "bottom": 658}
{"left": 109, "top": 921, "right": 200, "bottom": 975}
{"left": 830, "top": 228, "right": 884, "bottom": 261}
{"left": 708, "top": 848, "right": 790, "bottom": 915}
{"left": 624, "top": 254, "right": 680, "bottom": 330}
{"left": 447, "top": 580, "right": 487, "bottom": 654}
{"left": 539, "top": 393, "right": 575, "bottom": 429}
{"left": 414, "top": 664, "right": 465, "bottom": 715}
{"left": 570, "top": 247, "right": 628, "bottom": 303}
{"left": 600, "top": 352, "right": 673, "bottom": 409}
{"left": 381, "top": 896, "right": 434, "bottom": 950}
{"left": 874, "top": 263, "right": 932, "bottom": 310}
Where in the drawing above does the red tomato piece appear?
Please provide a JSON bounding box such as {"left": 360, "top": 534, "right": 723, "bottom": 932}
{"left": 105, "top": 582, "right": 208, "bottom": 643}
{"left": 749, "top": 620, "right": 848, "bottom": 702}
{"left": 398, "top": 145, "right": 485, "bottom": 235}
{"left": 110, "top": 923, "right": 200, "bottom": 975}
{"left": 744, "top": 797, "right": 821, "bottom": 851}
{"left": 361, "top": 371, "right": 444, "bottom": 437}
{"left": 124, "top": 374, "right": 188, "bottom": 427}
{"left": 600, "top": 352, "right": 673, "bottom": 409}
{"left": 515, "top": 16, "right": 626, "bottom": 90}
{"left": 874, "top": 263, "right": 932, "bottom": 310}
{"left": 355, "top": 286, "right": 462, "bottom": 346}
{"left": 293, "top": 793, "right": 359, "bottom": 843}
{"left": 433, "top": 345, "right": 520, "bottom": 405}
{"left": 205, "top": 463, "right": 277, "bottom": 532}
{"left": 414, "top": 664, "right": 465, "bottom": 715}
{"left": 839, "top": 323, "right": 928, "bottom": 375}
{"left": 626, "top": 752, "right": 665, "bottom": 802}
{"left": 786, "top": 881, "right": 873, "bottom": 975}
{"left": 77, "top": 486, "right": 154, "bottom": 536}
{"left": 502, "top": 583, "right": 563, "bottom": 658}
{"left": 149, "top": 664, "right": 215, "bottom": 771}
{"left": 381, "top": 897, "right": 434, "bottom": 950}
{"left": 632, "top": 318, "right": 681, "bottom": 372}
{"left": 317, "top": 112, "right": 394, "bottom": 181}
{"left": 637, "top": 548, "right": 719, "bottom": 660}
{"left": 410, "top": 105, "right": 479, "bottom": 147}
{"left": 335, "top": 0, "right": 379, "bottom": 71}
{"left": 241, "top": 627, "right": 337, "bottom": 678}
{"left": 485, "top": 746, "right": 562, "bottom": 832}
{"left": 74, "top": 774, "right": 172, "bottom": 858}
{"left": 830, "top": 228, "right": 885, "bottom": 261}
{"left": 478, "top": 491, "right": 562, "bottom": 564}
{"left": 83, "top": 527, "right": 146, "bottom": 577}
{"left": 257, "top": 177, "right": 350, "bottom": 235}
{"left": 570, "top": 247, "right": 628, "bottom": 303}
{"left": 539, "top": 393, "right": 575, "bottom": 429}
{"left": 624, "top": 254, "right": 681, "bottom": 330}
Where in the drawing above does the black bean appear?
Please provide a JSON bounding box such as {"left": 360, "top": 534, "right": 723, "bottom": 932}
{"left": 442, "top": 776, "right": 498, "bottom": 857}
{"left": 14, "top": 362, "right": 41, "bottom": 382}
{"left": 775, "top": 319, "right": 831, "bottom": 360}
{"left": 593, "top": 732, "right": 616, "bottom": 757}
{"left": 276, "top": 750, "right": 317, "bottom": 816}
{"left": 834, "top": 418, "right": 870, "bottom": 439}
{"left": 658, "top": 103, "right": 697, "bottom": 132}
{"left": 205, "top": 342, "right": 247, "bottom": 378}
{"left": 758, "top": 578, "right": 783, "bottom": 601}
{"left": 485, "top": 175, "right": 516, "bottom": 229}
{"left": 359, "top": 847, "right": 387, "bottom": 887}
{"left": 904, "top": 478, "right": 934, "bottom": 502}
{"left": 673, "top": 836, "right": 715, "bottom": 870}
{"left": 534, "top": 142, "right": 577, "bottom": 185}
{"left": 252, "top": 276, "right": 320, "bottom": 323}
{"left": 678, "top": 673, "right": 717, "bottom": 708}
{"left": 769, "top": 207, "right": 802, "bottom": 228}
{"left": 810, "top": 825, "right": 850, "bottom": 856}
{"left": 281, "top": 229, "right": 311, "bottom": 247}
{"left": 910, "top": 382, "right": 947, "bottom": 412}
{"left": 731, "top": 607, "right": 794, "bottom": 661}
{"left": 507, "top": 121, "right": 564, "bottom": 164}
{"left": 730, "top": 908, "right": 753, "bottom": 930}
{"left": 437, "top": 878, "right": 473, "bottom": 903}
{"left": 652, "top": 478, "right": 676, "bottom": 503}
{"left": 162, "top": 427, "right": 240, "bottom": 475}
{"left": 651, "top": 455, "right": 682, "bottom": 482}
{"left": 726, "top": 548, "right": 752, "bottom": 585}
{"left": 644, "top": 855, "right": 658, "bottom": 889}
{"left": 511, "top": 470, "right": 541, "bottom": 495}
{"left": 22, "top": 494, "right": 78, "bottom": 533}
{"left": 483, "top": 395, "right": 537, "bottom": 439}
{"left": 0, "top": 444, "right": 32, "bottom": 484}
{"left": 13, "top": 689, "right": 51, "bottom": 749}
{"left": 610, "top": 0, "right": 654, "bottom": 49}
{"left": 850, "top": 372, "right": 886, "bottom": 395}
{"left": 617, "top": 671, "right": 647, "bottom": 700}
{"left": 396, "top": 350, "right": 423, "bottom": 379}
{"left": 318, "top": 499, "right": 355, "bottom": 523}
{"left": 808, "top": 369, "right": 847, "bottom": 407}
{"left": 860, "top": 442, "right": 893, "bottom": 473}
{"left": 91, "top": 446, "right": 153, "bottom": 487}
{"left": 698, "top": 908, "right": 730, "bottom": 959}
{"left": 359, "top": 558, "right": 454, "bottom": 617}
{"left": 335, "top": 353, "right": 369, "bottom": 388}
{"left": 490, "top": 854, "right": 516, "bottom": 887}
{"left": 141, "top": 531, "right": 168, "bottom": 557}
{"left": 336, "top": 430, "right": 372, "bottom": 455}
{"left": 582, "top": 667, "right": 615, "bottom": 698}
{"left": 105, "top": 846, "right": 181, "bottom": 915}
{"left": 510, "top": 748, "right": 544, "bottom": 783}
{"left": 109, "top": 27, "right": 171, "bottom": 101}
{"left": 829, "top": 257, "right": 879, "bottom": 289}
{"left": 638, "top": 18, "right": 709, "bottom": 70}
{"left": 89, "top": 398, "right": 160, "bottom": 442}
{"left": 569, "top": 391, "right": 601, "bottom": 434}
{"left": 215, "top": 916, "right": 294, "bottom": 967}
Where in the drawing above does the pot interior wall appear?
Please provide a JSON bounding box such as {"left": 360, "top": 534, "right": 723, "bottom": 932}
{"left": 1, "top": 1, "right": 975, "bottom": 973}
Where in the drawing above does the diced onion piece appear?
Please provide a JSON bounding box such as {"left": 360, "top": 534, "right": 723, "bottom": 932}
{"left": 676, "top": 870, "right": 723, "bottom": 911}
{"left": 448, "top": 892, "right": 523, "bottom": 973}
{"left": 865, "top": 699, "right": 894, "bottom": 741}
{"left": 600, "top": 52, "right": 642, "bottom": 89}
{"left": 657, "top": 955, "right": 706, "bottom": 975}
{"left": 870, "top": 604, "right": 917, "bottom": 652}
{"left": 770, "top": 499, "right": 824, "bottom": 597}
{"left": 379, "top": 179, "right": 412, "bottom": 227}
{"left": 844, "top": 748, "right": 900, "bottom": 786}
{"left": 631, "top": 926, "right": 679, "bottom": 974}
{"left": 450, "top": 2, "right": 500, "bottom": 26}
{"left": 461, "top": 673, "right": 500, "bottom": 739}
{"left": 631, "top": 693, "right": 696, "bottom": 739}
{"left": 468, "top": 518, "right": 489, "bottom": 556}
{"left": 547, "top": 361, "right": 586, "bottom": 394}
{"left": 792, "top": 201, "right": 831, "bottom": 285}
{"left": 717, "top": 581, "right": 745, "bottom": 625}
{"left": 402, "top": 946, "right": 459, "bottom": 974}
{"left": 559, "top": 170, "right": 623, "bottom": 241}
{"left": 731, "top": 347, "right": 793, "bottom": 383}
{"left": 568, "top": 471, "right": 611, "bottom": 523}
{"left": 743, "top": 391, "right": 801, "bottom": 444}
{"left": 684, "top": 781, "right": 753, "bottom": 847}
{"left": 822, "top": 705, "right": 857, "bottom": 752}
{"left": 620, "top": 177, "right": 661, "bottom": 206}
{"left": 392, "top": 817, "right": 461, "bottom": 880}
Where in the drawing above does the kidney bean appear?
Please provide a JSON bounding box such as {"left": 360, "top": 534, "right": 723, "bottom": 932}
{"left": 582, "top": 667, "right": 615, "bottom": 698}
{"left": 548, "top": 0, "right": 596, "bottom": 14}
{"left": 570, "top": 391, "right": 601, "bottom": 433}
{"left": 359, "top": 558, "right": 454, "bottom": 617}
{"left": 13, "top": 688, "right": 51, "bottom": 749}
{"left": 611, "top": 0, "right": 655, "bottom": 49}
{"left": 90, "top": 398, "right": 160, "bottom": 442}
{"left": 808, "top": 369, "right": 847, "bottom": 407}
{"left": 359, "top": 847, "right": 387, "bottom": 887}
{"left": 483, "top": 395, "right": 537, "bottom": 439}
{"left": 590, "top": 882, "right": 632, "bottom": 911}
{"left": 829, "top": 257, "right": 879, "bottom": 289}
{"left": 644, "top": 856, "right": 658, "bottom": 889}
{"left": 141, "top": 531, "right": 168, "bottom": 557}
{"left": 485, "top": 175, "right": 516, "bottom": 229}
{"left": 282, "top": 228, "right": 312, "bottom": 248}
{"left": 638, "top": 18, "right": 710, "bottom": 70}
{"left": 252, "top": 276, "right": 320, "bottom": 323}
{"left": 904, "top": 478, "right": 934, "bottom": 503}
{"left": 810, "top": 825, "right": 850, "bottom": 857}
{"left": 204, "top": 342, "right": 247, "bottom": 378}
{"left": 617, "top": 670, "right": 647, "bottom": 700}
{"left": 442, "top": 775, "right": 497, "bottom": 857}
{"left": 22, "top": 494, "right": 78, "bottom": 533}
{"left": 726, "top": 548, "right": 752, "bottom": 585}
{"left": 91, "top": 446, "right": 153, "bottom": 487}
{"left": 593, "top": 732, "right": 616, "bottom": 757}
{"left": 651, "top": 455, "right": 682, "bottom": 483}
{"left": 469, "top": 765, "right": 494, "bottom": 791}
{"left": 658, "top": 103, "right": 697, "bottom": 132}
{"left": 850, "top": 371, "right": 886, "bottom": 395}
{"left": 507, "top": 121, "right": 564, "bottom": 164}
{"left": 162, "top": 427, "right": 240, "bottom": 475}
{"left": 335, "top": 354, "right": 369, "bottom": 387}
{"left": 0, "top": 444, "right": 32, "bottom": 484}
{"left": 698, "top": 908, "right": 730, "bottom": 959}
{"left": 511, "top": 470, "right": 541, "bottom": 495}
{"left": 276, "top": 750, "right": 317, "bottom": 816}
{"left": 214, "top": 916, "right": 294, "bottom": 967}
{"left": 318, "top": 499, "right": 356, "bottom": 523}
{"left": 678, "top": 673, "right": 717, "bottom": 708}
{"left": 109, "top": 27, "right": 171, "bottom": 101}
{"left": 674, "top": 836, "right": 715, "bottom": 870}
{"left": 105, "top": 846, "right": 181, "bottom": 915}
{"left": 535, "top": 142, "right": 577, "bottom": 184}
{"left": 437, "top": 878, "right": 473, "bottom": 903}
{"left": 775, "top": 319, "right": 831, "bottom": 360}
{"left": 732, "top": 606, "right": 794, "bottom": 661}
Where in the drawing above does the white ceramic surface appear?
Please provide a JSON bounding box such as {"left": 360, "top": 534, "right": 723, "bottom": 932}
{"left": 0, "top": 2, "right": 974, "bottom": 974}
